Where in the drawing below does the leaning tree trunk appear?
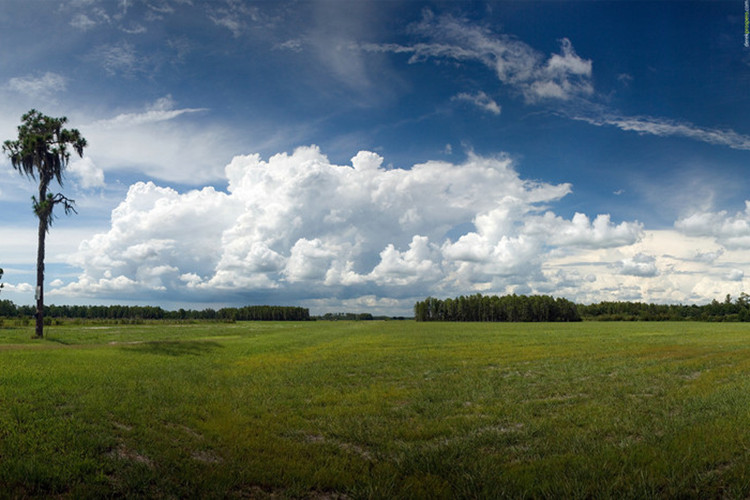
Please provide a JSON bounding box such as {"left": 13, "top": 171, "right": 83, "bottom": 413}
{"left": 35, "top": 215, "right": 46, "bottom": 339}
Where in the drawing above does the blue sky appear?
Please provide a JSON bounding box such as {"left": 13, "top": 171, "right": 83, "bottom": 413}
{"left": 1, "top": 0, "right": 750, "bottom": 315}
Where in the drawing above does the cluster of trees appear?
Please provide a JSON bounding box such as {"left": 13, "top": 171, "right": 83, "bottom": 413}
{"left": 215, "top": 305, "right": 310, "bottom": 321}
{"left": 580, "top": 294, "right": 750, "bottom": 322}
{"left": 0, "top": 301, "right": 309, "bottom": 322}
{"left": 415, "top": 293, "right": 750, "bottom": 323}
{"left": 414, "top": 294, "right": 581, "bottom": 322}
{"left": 318, "top": 312, "right": 374, "bottom": 321}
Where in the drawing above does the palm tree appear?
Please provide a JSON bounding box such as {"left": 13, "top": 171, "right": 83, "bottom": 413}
{"left": 3, "top": 110, "right": 87, "bottom": 338}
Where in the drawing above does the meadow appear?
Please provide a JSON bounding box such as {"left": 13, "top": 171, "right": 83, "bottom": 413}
{"left": 2, "top": 320, "right": 750, "bottom": 498}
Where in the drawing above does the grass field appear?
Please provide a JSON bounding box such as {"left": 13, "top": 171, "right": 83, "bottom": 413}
{"left": 2, "top": 320, "right": 750, "bottom": 498}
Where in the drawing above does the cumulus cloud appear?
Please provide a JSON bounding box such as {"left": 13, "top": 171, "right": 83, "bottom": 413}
{"left": 675, "top": 202, "right": 750, "bottom": 248}
{"left": 619, "top": 253, "right": 659, "bottom": 277}
{"left": 62, "top": 146, "right": 640, "bottom": 305}
{"left": 727, "top": 269, "right": 745, "bottom": 282}
{"left": 694, "top": 249, "right": 724, "bottom": 263}
{"left": 527, "top": 212, "right": 643, "bottom": 248}
{"left": 4, "top": 283, "right": 33, "bottom": 294}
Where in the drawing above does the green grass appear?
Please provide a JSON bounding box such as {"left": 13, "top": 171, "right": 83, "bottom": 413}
{"left": 2, "top": 321, "right": 750, "bottom": 498}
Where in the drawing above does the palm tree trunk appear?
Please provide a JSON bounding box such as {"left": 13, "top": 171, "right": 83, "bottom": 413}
{"left": 35, "top": 215, "right": 45, "bottom": 339}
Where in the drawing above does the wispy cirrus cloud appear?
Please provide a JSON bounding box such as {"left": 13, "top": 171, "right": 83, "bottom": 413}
{"left": 6, "top": 72, "right": 67, "bottom": 98}
{"left": 573, "top": 114, "right": 750, "bottom": 151}
{"left": 364, "top": 13, "right": 750, "bottom": 153}
{"left": 362, "top": 13, "right": 593, "bottom": 104}
{"left": 70, "top": 13, "right": 100, "bottom": 31}
{"left": 78, "top": 96, "right": 235, "bottom": 184}
{"left": 89, "top": 41, "right": 142, "bottom": 77}
{"left": 452, "top": 91, "right": 501, "bottom": 115}
{"left": 207, "top": 0, "right": 261, "bottom": 38}
{"left": 92, "top": 95, "right": 207, "bottom": 129}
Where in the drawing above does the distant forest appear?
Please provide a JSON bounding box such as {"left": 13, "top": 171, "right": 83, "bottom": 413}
{"left": 415, "top": 293, "right": 750, "bottom": 322}
{"left": 3, "top": 293, "right": 750, "bottom": 323}
{"left": 578, "top": 294, "right": 750, "bottom": 322}
{"left": 414, "top": 294, "right": 581, "bottom": 322}
{"left": 0, "top": 301, "right": 309, "bottom": 322}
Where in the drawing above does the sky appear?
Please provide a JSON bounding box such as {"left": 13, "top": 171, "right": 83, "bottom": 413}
{"left": 1, "top": 0, "right": 750, "bottom": 315}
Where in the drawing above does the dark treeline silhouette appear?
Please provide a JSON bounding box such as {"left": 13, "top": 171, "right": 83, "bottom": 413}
{"left": 414, "top": 294, "right": 581, "bottom": 322}
{"left": 0, "top": 300, "right": 309, "bottom": 322}
{"left": 315, "top": 313, "right": 410, "bottom": 321}
{"left": 579, "top": 293, "right": 750, "bottom": 322}
{"left": 319, "top": 312, "right": 374, "bottom": 321}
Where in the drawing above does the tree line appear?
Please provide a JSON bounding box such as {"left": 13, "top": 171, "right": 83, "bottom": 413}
{"left": 414, "top": 294, "right": 581, "bottom": 322}
{"left": 415, "top": 293, "right": 750, "bottom": 322}
{"left": 578, "top": 294, "right": 750, "bottom": 322}
{"left": 0, "top": 301, "right": 309, "bottom": 322}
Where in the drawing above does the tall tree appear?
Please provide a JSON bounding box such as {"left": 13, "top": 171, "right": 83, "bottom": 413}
{"left": 3, "top": 110, "right": 87, "bottom": 338}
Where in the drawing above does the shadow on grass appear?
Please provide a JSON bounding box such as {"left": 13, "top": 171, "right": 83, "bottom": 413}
{"left": 121, "top": 340, "right": 223, "bottom": 357}
{"left": 45, "top": 336, "right": 74, "bottom": 345}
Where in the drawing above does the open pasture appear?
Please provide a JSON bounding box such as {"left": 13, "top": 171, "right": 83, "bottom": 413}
{"left": 2, "top": 321, "right": 750, "bottom": 498}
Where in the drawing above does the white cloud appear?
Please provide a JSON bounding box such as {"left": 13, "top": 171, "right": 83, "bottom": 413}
{"left": 370, "top": 236, "right": 441, "bottom": 286}
{"left": 89, "top": 41, "right": 141, "bottom": 76}
{"left": 78, "top": 96, "right": 232, "bottom": 184}
{"left": 59, "top": 147, "right": 642, "bottom": 305}
{"left": 4, "top": 282, "right": 33, "bottom": 294}
{"left": 619, "top": 253, "right": 659, "bottom": 277}
{"left": 727, "top": 269, "right": 744, "bottom": 282}
{"left": 6, "top": 72, "right": 67, "bottom": 98}
{"left": 675, "top": 202, "right": 750, "bottom": 249}
{"left": 68, "top": 157, "right": 105, "bottom": 189}
{"left": 92, "top": 95, "right": 206, "bottom": 129}
{"left": 68, "top": 4, "right": 111, "bottom": 30}
{"left": 694, "top": 249, "right": 724, "bottom": 263}
{"left": 364, "top": 14, "right": 593, "bottom": 103}
{"left": 543, "top": 230, "right": 750, "bottom": 305}
{"left": 207, "top": 0, "right": 260, "bottom": 37}
{"left": 70, "top": 13, "right": 100, "bottom": 31}
{"left": 575, "top": 114, "right": 750, "bottom": 152}
{"left": 528, "top": 212, "right": 643, "bottom": 248}
{"left": 453, "top": 91, "right": 501, "bottom": 115}
{"left": 1, "top": 227, "right": 102, "bottom": 265}
{"left": 365, "top": 14, "right": 750, "bottom": 153}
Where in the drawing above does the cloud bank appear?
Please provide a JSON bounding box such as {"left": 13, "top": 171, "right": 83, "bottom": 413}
{"left": 59, "top": 146, "right": 642, "bottom": 309}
